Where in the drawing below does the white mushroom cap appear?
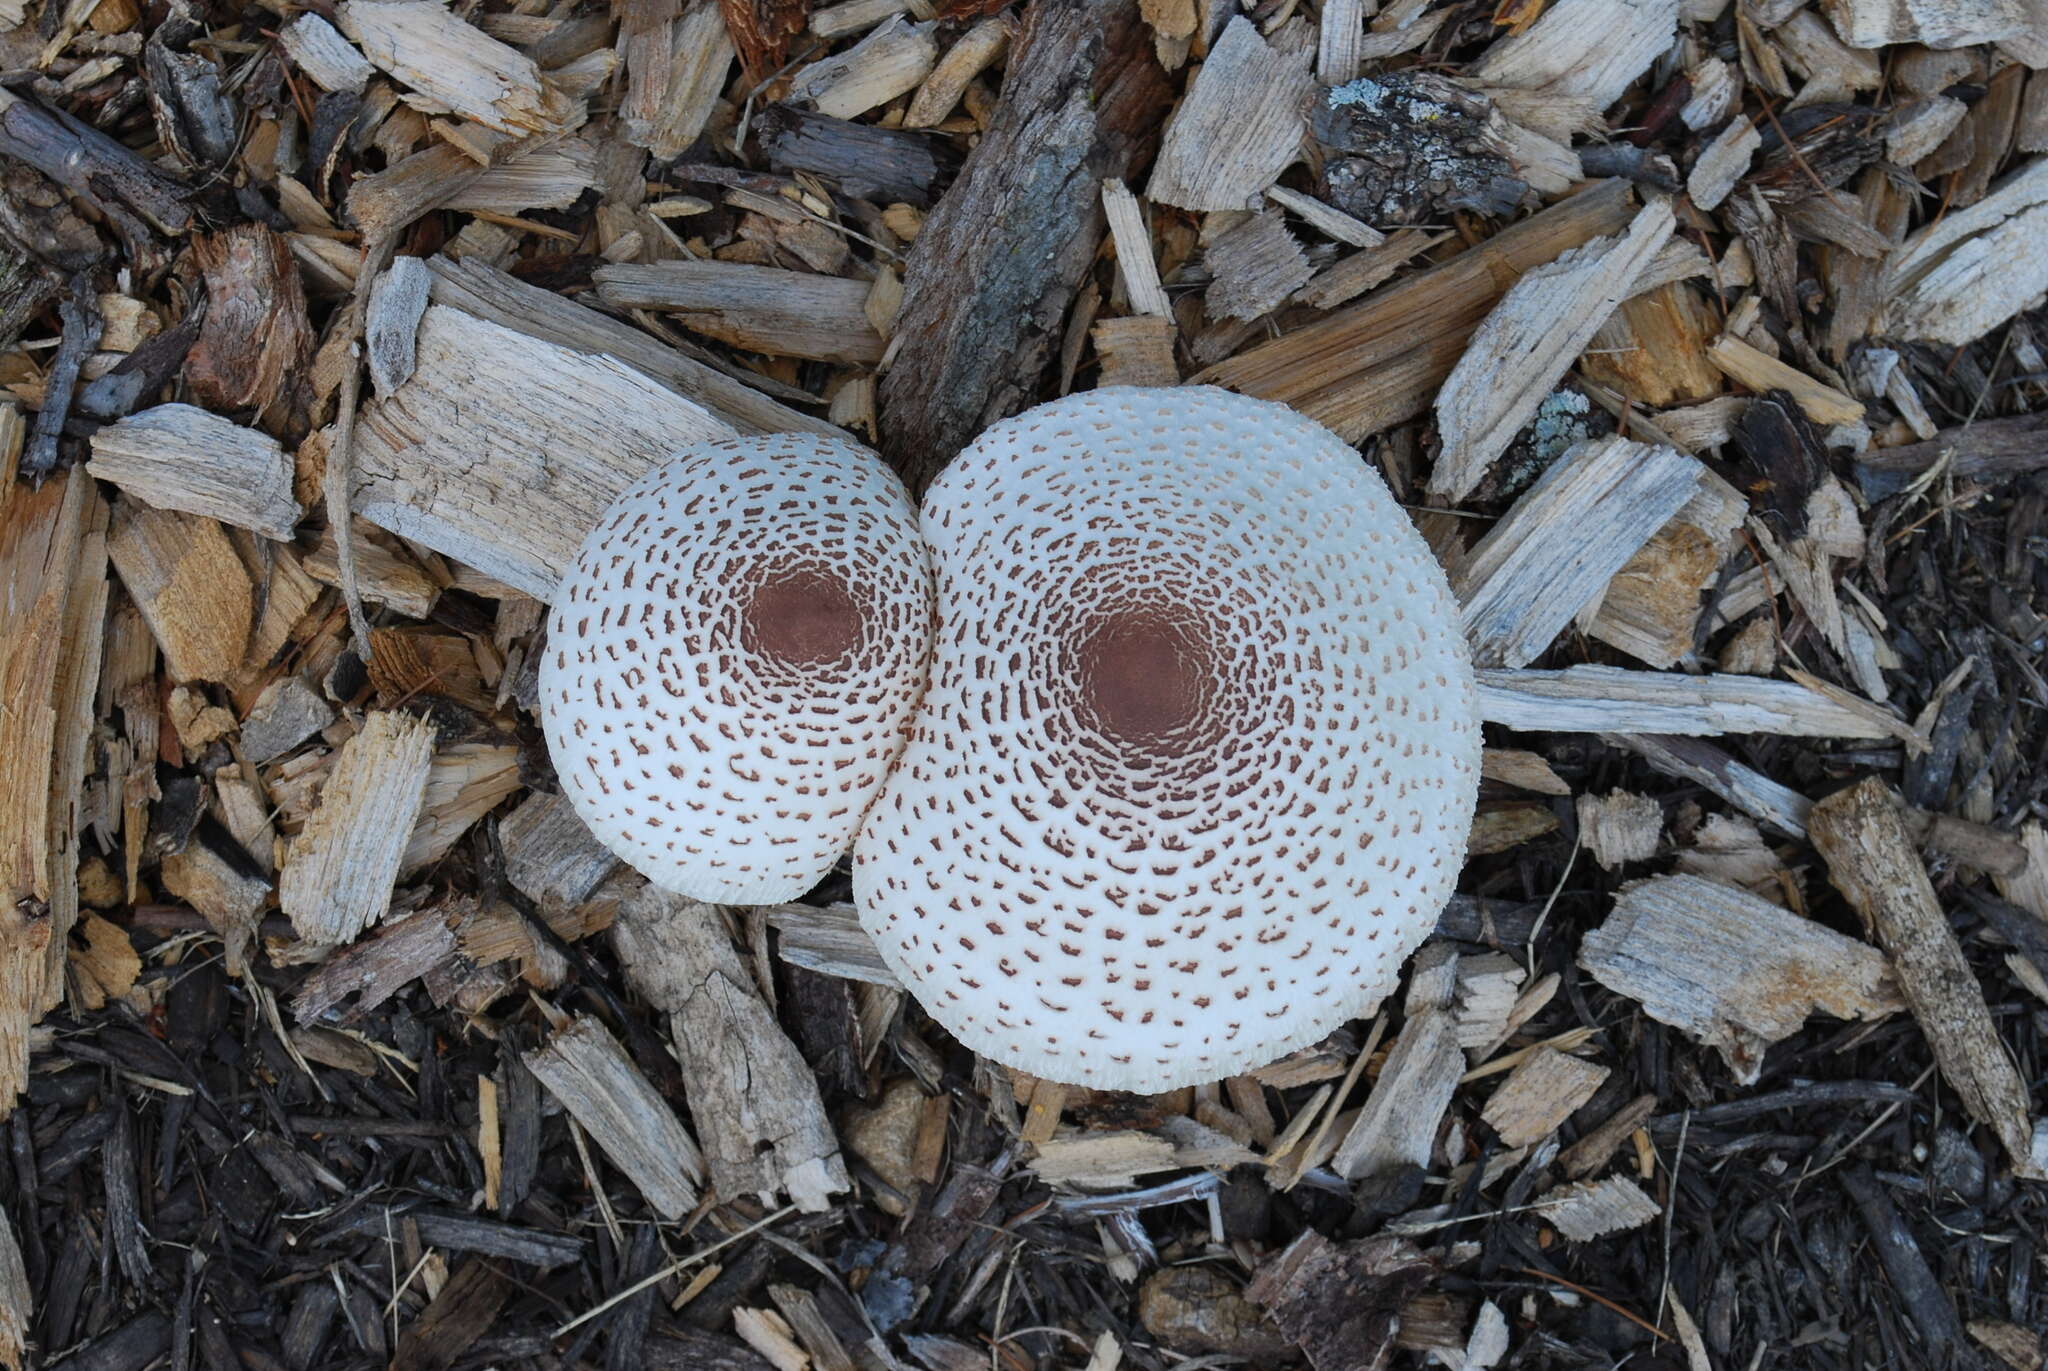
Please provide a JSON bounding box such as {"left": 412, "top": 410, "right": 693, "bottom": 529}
{"left": 542, "top": 435, "right": 932, "bottom": 904}
{"left": 853, "top": 386, "right": 1479, "bottom": 1092}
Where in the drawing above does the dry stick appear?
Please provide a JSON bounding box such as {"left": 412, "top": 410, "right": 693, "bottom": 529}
{"left": 325, "top": 234, "right": 401, "bottom": 660}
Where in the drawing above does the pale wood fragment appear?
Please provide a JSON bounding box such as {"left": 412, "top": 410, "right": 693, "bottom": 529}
{"left": 337, "top": 0, "right": 578, "bottom": 135}
{"left": 305, "top": 523, "right": 440, "bottom": 620}
{"left": 1205, "top": 212, "right": 1313, "bottom": 320}
{"left": 788, "top": 17, "right": 937, "bottom": 119}
{"left": 1091, "top": 315, "right": 1181, "bottom": 387}
{"left": 280, "top": 13, "right": 374, "bottom": 92}
{"left": 366, "top": 256, "right": 432, "bottom": 397}
{"left": 1536, "top": 1177, "right": 1662, "bottom": 1241}
{"left": 762, "top": 901, "right": 899, "bottom": 985}
{"left": 1197, "top": 180, "right": 1638, "bottom": 443}
{"left": 0, "top": 1202, "right": 25, "bottom": 1371}
{"left": 1264, "top": 184, "right": 1385, "bottom": 247}
{"left": 349, "top": 304, "right": 736, "bottom": 601}
{"left": 1609, "top": 733, "right": 1813, "bottom": 838}
{"left": 500, "top": 791, "right": 620, "bottom": 922}
{"left": 279, "top": 711, "right": 438, "bottom": 945}
{"left": 1472, "top": 0, "right": 1678, "bottom": 134}
{"left": 1030, "top": 1131, "right": 1180, "bottom": 1185}
{"left": 905, "top": 14, "right": 1014, "bottom": 127}
{"left": 594, "top": 261, "right": 884, "bottom": 365}
{"left": 1881, "top": 156, "right": 2048, "bottom": 346}
{"left": 1687, "top": 117, "right": 1759, "bottom": 211}
{"left": 160, "top": 837, "right": 270, "bottom": 976}
{"left": 1479, "top": 664, "right": 1901, "bottom": 737}
{"left": 1582, "top": 873, "right": 1901, "bottom": 1084}
{"left": 105, "top": 500, "right": 251, "bottom": 683}
{"left": 402, "top": 744, "right": 522, "bottom": 873}
{"left": 1455, "top": 436, "right": 1704, "bottom": 668}
{"left": 1557, "top": 1093, "right": 1657, "bottom": 1179}
{"left": 1317, "top": 0, "right": 1365, "bottom": 85}
{"left": 1101, "top": 180, "right": 1172, "bottom": 316}
{"left": 1707, "top": 334, "right": 1865, "bottom": 425}
{"left": 0, "top": 468, "right": 107, "bottom": 1106}
{"left": 619, "top": 0, "right": 732, "bottom": 159}
{"left": 1480, "top": 748, "right": 1571, "bottom": 795}
{"left": 1147, "top": 18, "right": 1314, "bottom": 212}
{"left": 88, "top": 404, "right": 302, "bottom": 542}
{"left": 612, "top": 883, "right": 850, "bottom": 1212}
{"left": 1293, "top": 228, "right": 1448, "bottom": 310}
{"left": 1808, "top": 779, "right": 2048, "bottom": 1179}
{"left": 1888, "top": 96, "right": 1971, "bottom": 166}
{"left": 1480, "top": 1047, "right": 1609, "bottom": 1147}
{"left": 1583, "top": 472, "right": 1747, "bottom": 667}
{"left": 1820, "top": 0, "right": 2029, "bottom": 49}
{"left": 1431, "top": 200, "right": 1675, "bottom": 499}
{"left": 1330, "top": 944, "right": 1462, "bottom": 1178}
{"left": 1451, "top": 952, "right": 1527, "bottom": 1054}
{"left": 523, "top": 1013, "right": 706, "bottom": 1217}
{"left": 1577, "top": 792, "right": 1662, "bottom": 869}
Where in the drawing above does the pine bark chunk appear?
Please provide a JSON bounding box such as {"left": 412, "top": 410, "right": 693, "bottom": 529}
{"left": 1808, "top": 779, "right": 2048, "bottom": 1179}
{"left": 613, "top": 884, "right": 851, "bottom": 1212}
{"left": 877, "top": 0, "right": 1170, "bottom": 489}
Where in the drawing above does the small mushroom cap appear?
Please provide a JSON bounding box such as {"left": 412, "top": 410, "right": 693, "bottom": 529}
{"left": 542, "top": 434, "right": 933, "bottom": 904}
{"left": 854, "top": 386, "right": 1479, "bottom": 1092}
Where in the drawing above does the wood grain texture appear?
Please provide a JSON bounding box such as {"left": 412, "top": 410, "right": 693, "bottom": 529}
{"left": 88, "top": 403, "right": 301, "bottom": 541}
{"left": 522, "top": 1013, "right": 705, "bottom": 1218}
{"left": 279, "top": 711, "right": 437, "bottom": 945}
{"left": 878, "top": 0, "right": 1170, "bottom": 490}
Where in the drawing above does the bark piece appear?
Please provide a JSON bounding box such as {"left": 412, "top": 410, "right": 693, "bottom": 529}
{"left": 1455, "top": 436, "right": 1704, "bottom": 668}
{"left": 522, "top": 1014, "right": 706, "bottom": 1218}
{"left": 105, "top": 500, "right": 251, "bottom": 683}
{"left": 1431, "top": 200, "right": 1674, "bottom": 500}
{"left": 612, "top": 883, "right": 850, "bottom": 1212}
{"left": 757, "top": 104, "right": 958, "bottom": 205}
{"left": 878, "top": 0, "right": 1169, "bottom": 488}
{"left": 160, "top": 833, "right": 270, "bottom": 975}
{"left": 338, "top": 0, "right": 578, "bottom": 135}
{"left": 186, "top": 225, "right": 315, "bottom": 418}
{"left": 1147, "top": 18, "right": 1312, "bottom": 212}
{"left": 1480, "top": 1047, "right": 1608, "bottom": 1147}
{"left": 1581, "top": 873, "right": 1902, "bottom": 1084}
{"left": 349, "top": 305, "right": 737, "bottom": 600}
{"left": 1853, "top": 412, "right": 2048, "bottom": 498}
{"left": 88, "top": 404, "right": 301, "bottom": 541}
{"left": 1312, "top": 74, "right": 1528, "bottom": 227}
{"left": 594, "top": 262, "right": 884, "bottom": 365}
{"left": 279, "top": 711, "right": 438, "bottom": 945}
{"left": 1102, "top": 179, "right": 1172, "bottom": 316}
{"left": 0, "top": 468, "right": 107, "bottom": 1108}
{"left": 1808, "top": 779, "right": 2048, "bottom": 1179}
{"left": 1194, "top": 179, "right": 1637, "bottom": 443}
{"left": 1245, "top": 1231, "right": 1434, "bottom": 1371}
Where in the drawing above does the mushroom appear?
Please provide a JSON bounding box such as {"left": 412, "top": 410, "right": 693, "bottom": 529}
{"left": 853, "top": 386, "right": 1479, "bottom": 1091}
{"left": 542, "top": 434, "right": 933, "bottom": 904}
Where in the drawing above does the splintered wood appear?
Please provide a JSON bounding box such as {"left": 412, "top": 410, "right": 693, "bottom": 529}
{"left": 88, "top": 405, "right": 301, "bottom": 541}
{"left": 523, "top": 1014, "right": 706, "bottom": 1219}
{"left": 1147, "top": 19, "right": 1313, "bottom": 213}
{"left": 1809, "top": 780, "right": 2048, "bottom": 1179}
{"left": 611, "top": 884, "right": 850, "bottom": 1212}
{"left": 279, "top": 711, "right": 437, "bottom": 946}
{"left": 1581, "top": 874, "right": 1903, "bottom": 1084}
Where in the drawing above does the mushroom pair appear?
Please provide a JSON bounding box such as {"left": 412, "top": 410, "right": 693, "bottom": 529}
{"left": 543, "top": 387, "right": 1480, "bottom": 1091}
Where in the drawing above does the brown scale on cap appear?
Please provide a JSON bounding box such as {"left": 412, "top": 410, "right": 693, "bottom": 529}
{"left": 541, "top": 435, "right": 933, "bottom": 905}
{"left": 853, "top": 386, "right": 1480, "bottom": 1093}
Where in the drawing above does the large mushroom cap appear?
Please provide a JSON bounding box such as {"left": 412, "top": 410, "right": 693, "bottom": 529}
{"left": 542, "top": 434, "right": 932, "bottom": 904}
{"left": 854, "top": 386, "right": 1479, "bottom": 1092}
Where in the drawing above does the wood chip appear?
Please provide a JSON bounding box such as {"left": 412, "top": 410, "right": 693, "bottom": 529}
{"left": 1687, "top": 116, "right": 1759, "bottom": 211}
{"left": 1204, "top": 212, "right": 1313, "bottom": 320}
{"left": 1535, "top": 1177, "right": 1662, "bottom": 1241}
{"left": 1146, "top": 18, "right": 1313, "bottom": 212}
{"left": 1808, "top": 779, "right": 2048, "bottom": 1179}
{"left": 595, "top": 260, "right": 884, "bottom": 365}
{"left": 1577, "top": 791, "right": 1662, "bottom": 869}
{"left": 1480, "top": 1046, "right": 1609, "bottom": 1148}
{"left": 1091, "top": 315, "right": 1181, "bottom": 387}
{"left": 788, "top": 16, "right": 937, "bottom": 120}
{"left": 523, "top": 1013, "right": 706, "bottom": 1218}
{"left": 279, "top": 13, "right": 375, "bottom": 93}
{"left": 1581, "top": 873, "right": 1902, "bottom": 1085}
{"left": 1331, "top": 944, "right": 1462, "bottom": 1179}
{"left": 337, "top": 0, "right": 578, "bottom": 135}
{"left": 1102, "top": 179, "right": 1172, "bottom": 317}
{"left": 279, "top": 711, "right": 438, "bottom": 946}
{"left": 612, "top": 883, "right": 850, "bottom": 1212}
{"left": 1472, "top": 0, "right": 1678, "bottom": 135}
{"left": 87, "top": 403, "right": 301, "bottom": 541}
{"left": 1880, "top": 156, "right": 2048, "bottom": 346}
{"left": 105, "top": 500, "right": 251, "bottom": 684}
{"left": 1432, "top": 200, "right": 1676, "bottom": 500}
{"left": 1455, "top": 436, "right": 1704, "bottom": 668}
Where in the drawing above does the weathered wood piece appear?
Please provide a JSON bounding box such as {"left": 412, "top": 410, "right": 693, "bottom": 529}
{"left": 0, "top": 468, "right": 107, "bottom": 1107}
{"left": 279, "top": 13, "right": 374, "bottom": 92}
{"left": 1205, "top": 212, "right": 1313, "bottom": 321}
{"left": 1195, "top": 179, "right": 1637, "bottom": 443}
{"left": 1431, "top": 199, "right": 1675, "bottom": 500}
{"left": 1146, "top": 18, "right": 1313, "bottom": 212}
{"left": 349, "top": 304, "right": 736, "bottom": 600}
{"left": 1265, "top": 184, "right": 1385, "bottom": 247}
{"left": 1456, "top": 436, "right": 1704, "bottom": 668}
{"left": 1535, "top": 1178, "right": 1662, "bottom": 1241}
{"left": 293, "top": 905, "right": 461, "bottom": 1023}
{"left": 424, "top": 255, "right": 836, "bottom": 437}
{"left": 1881, "top": 158, "right": 2048, "bottom": 345}
{"left": 0, "top": 88, "right": 192, "bottom": 242}
{"left": 906, "top": 14, "right": 1016, "bottom": 127}
{"left": 1471, "top": 0, "right": 1678, "bottom": 136}
{"left": 619, "top": 0, "right": 733, "bottom": 160}
{"left": 366, "top": 256, "right": 432, "bottom": 397}
{"left": 612, "top": 884, "right": 850, "bottom": 1212}
{"left": 186, "top": 225, "right": 314, "bottom": 417}
{"left": 1853, "top": 412, "right": 2048, "bottom": 498}
{"left": 1581, "top": 874, "right": 1902, "bottom": 1085}
{"left": 1707, "top": 335, "right": 1865, "bottom": 426}
{"left": 788, "top": 16, "right": 937, "bottom": 119}
{"left": 105, "top": 501, "right": 251, "bottom": 683}
{"left": 1102, "top": 179, "right": 1173, "bottom": 316}
{"left": 1610, "top": 733, "right": 1814, "bottom": 838}
{"left": 1582, "top": 472, "right": 1746, "bottom": 668}
{"left": 1481, "top": 1047, "right": 1609, "bottom": 1147}
{"left": 757, "top": 104, "right": 959, "bottom": 205}
{"left": 87, "top": 404, "right": 301, "bottom": 541}
{"left": 1688, "top": 117, "right": 1759, "bottom": 211}
{"left": 402, "top": 744, "right": 523, "bottom": 873}
{"left": 1246, "top": 1232, "right": 1433, "bottom": 1371}
{"left": 523, "top": 1014, "right": 706, "bottom": 1217}
{"left": 1577, "top": 792, "right": 1662, "bottom": 869}
{"left": 337, "top": 0, "right": 578, "bottom": 135}
{"left": 500, "top": 792, "right": 619, "bottom": 923}
{"left": 594, "top": 262, "right": 884, "bottom": 365}
{"left": 1478, "top": 665, "right": 1904, "bottom": 737}
{"left": 1820, "top": 0, "right": 2029, "bottom": 62}
{"left": 279, "top": 712, "right": 438, "bottom": 945}
{"left": 878, "top": 0, "right": 1169, "bottom": 488}
{"left": 1092, "top": 315, "right": 1181, "bottom": 386}
{"left": 1808, "top": 779, "right": 2048, "bottom": 1179}
{"left": 1330, "top": 945, "right": 1462, "bottom": 1179}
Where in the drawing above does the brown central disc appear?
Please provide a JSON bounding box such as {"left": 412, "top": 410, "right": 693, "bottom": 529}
{"left": 1076, "top": 611, "right": 1209, "bottom": 744}
{"left": 744, "top": 567, "right": 862, "bottom": 664}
